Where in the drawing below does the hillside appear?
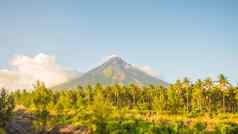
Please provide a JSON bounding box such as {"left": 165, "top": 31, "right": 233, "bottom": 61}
{"left": 54, "top": 57, "right": 168, "bottom": 89}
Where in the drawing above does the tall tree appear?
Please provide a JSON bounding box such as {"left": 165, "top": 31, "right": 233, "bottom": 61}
{"left": 182, "top": 78, "right": 192, "bottom": 113}
{"left": 33, "top": 81, "right": 52, "bottom": 134}
{"left": 0, "top": 88, "right": 15, "bottom": 128}
{"left": 218, "top": 74, "right": 230, "bottom": 112}
{"left": 168, "top": 83, "right": 181, "bottom": 114}
{"left": 204, "top": 78, "right": 214, "bottom": 113}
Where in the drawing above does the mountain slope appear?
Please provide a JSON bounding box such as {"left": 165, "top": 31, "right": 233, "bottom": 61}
{"left": 54, "top": 57, "right": 168, "bottom": 89}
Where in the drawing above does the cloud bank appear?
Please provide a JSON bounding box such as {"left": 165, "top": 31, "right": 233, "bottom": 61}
{"left": 0, "top": 53, "right": 78, "bottom": 90}
{"left": 0, "top": 54, "right": 160, "bottom": 90}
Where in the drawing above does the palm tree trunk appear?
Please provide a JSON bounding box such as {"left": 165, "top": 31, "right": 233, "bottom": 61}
{"left": 223, "top": 94, "right": 225, "bottom": 113}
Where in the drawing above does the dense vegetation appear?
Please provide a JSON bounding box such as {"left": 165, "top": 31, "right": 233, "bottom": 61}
{"left": 1, "top": 74, "right": 238, "bottom": 134}
{"left": 0, "top": 89, "right": 15, "bottom": 126}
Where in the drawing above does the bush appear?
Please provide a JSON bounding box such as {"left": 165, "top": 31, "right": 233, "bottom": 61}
{"left": 152, "top": 122, "right": 175, "bottom": 134}
{"left": 0, "top": 89, "right": 15, "bottom": 128}
{"left": 173, "top": 121, "right": 194, "bottom": 134}
{"left": 194, "top": 122, "right": 208, "bottom": 134}
{"left": 105, "top": 120, "right": 154, "bottom": 134}
{"left": 120, "top": 120, "right": 137, "bottom": 134}
{"left": 136, "top": 121, "right": 154, "bottom": 134}
{"left": 215, "top": 122, "right": 238, "bottom": 134}
{"left": 0, "top": 128, "right": 6, "bottom": 134}
{"left": 105, "top": 121, "right": 121, "bottom": 134}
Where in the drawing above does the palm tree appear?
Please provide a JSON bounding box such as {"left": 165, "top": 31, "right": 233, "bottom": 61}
{"left": 128, "top": 84, "right": 140, "bottom": 108}
{"left": 218, "top": 74, "right": 230, "bottom": 112}
{"left": 193, "top": 79, "right": 203, "bottom": 113}
{"left": 204, "top": 78, "right": 213, "bottom": 113}
{"left": 85, "top": 85, "right": 94, "bottom": 105}
{"left": 111, "top": 84, "right": 121, "bottom": 108}
{"left": 182, "top": 77, "right": 191, "bottom": 113}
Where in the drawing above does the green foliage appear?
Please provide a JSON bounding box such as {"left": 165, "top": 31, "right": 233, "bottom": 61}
{"left": 152, "top": 122, "right": 175, "bottom": 134}
{"left": 214, "top": 122, "right": 238, "bottom": 134}
{"left": 32, "top": 81, "right": 52, "bottom": 133}
{"left": 194, "top": 122, "right": 208, "bottom": 134}
{"left": 103, "top": 119, "right": 154, "bottom": 134}
{"left": 0, "top": 128, "right": 6, "bottom": 134}
{"left": 0, "top": 88, "right": 15, "bottom": 128}
{"left": 7, "top": 74, "right": 238, "bottom": 133}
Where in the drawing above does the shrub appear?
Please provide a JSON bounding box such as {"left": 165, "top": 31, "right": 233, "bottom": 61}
{"left": 174, "top": 121, "right": 194, "bottom": 134}
{"left": 152, "top": 122, "right": 175, "bottom": 134}
{"left": 0, "top": 89, "right": 15, "bottom": 128}
{"left": 0, "top": 128, "right": 6, "bottom": 134}
{"left": 105, "top": 121, "right": 121, "bottom": 134}
{"left": 120, "top": 120, "right": 137, "bottom": 133}
{"left": 215, "top": 122, "right": 238, "bottom": 134}
{"left": 194, "top": 122, "right": 208, "bottom": 134}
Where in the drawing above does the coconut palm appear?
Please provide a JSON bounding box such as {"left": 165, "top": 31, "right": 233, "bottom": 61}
{"left": 218, "top": 74, "right": 230, "bottom": 112}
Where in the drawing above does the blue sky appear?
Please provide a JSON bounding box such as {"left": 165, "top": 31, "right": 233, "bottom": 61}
{"left": 0, "top": 0, "right": 238, "bottom": 84}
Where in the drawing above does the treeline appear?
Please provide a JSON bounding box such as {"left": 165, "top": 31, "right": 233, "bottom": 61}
{"left": 1, "top": 74, "right": 238, "bottom": 133}
{"left": 14, "top": 74, "right": 238, "bottom": 114}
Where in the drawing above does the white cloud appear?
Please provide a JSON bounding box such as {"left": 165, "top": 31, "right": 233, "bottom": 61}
{"left": 0, "top": 53, "right": 78, "bottom": 90}
{"left": 134, "top": 64, "right": 160, "bottom": 78}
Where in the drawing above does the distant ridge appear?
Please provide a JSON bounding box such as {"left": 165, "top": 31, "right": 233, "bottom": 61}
{"left": 54, "top": 56, "right": 168, "bottom": 89}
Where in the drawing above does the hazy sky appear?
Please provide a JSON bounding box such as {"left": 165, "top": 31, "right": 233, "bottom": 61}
{"left": 0, "top": 0, "right": 238, "bottom": 84}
